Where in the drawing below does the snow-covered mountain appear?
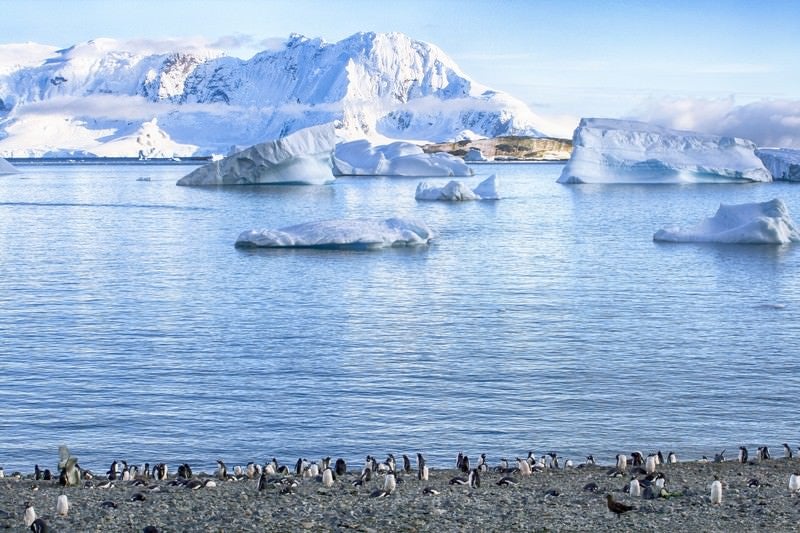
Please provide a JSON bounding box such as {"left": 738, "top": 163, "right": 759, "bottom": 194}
{"left": 0, "top": 32, "right": 546, "bottom": 157}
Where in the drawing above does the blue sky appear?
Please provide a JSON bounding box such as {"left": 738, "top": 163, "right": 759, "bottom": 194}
{"left": 2, "top": 0, "right": 798, "bottom": 138}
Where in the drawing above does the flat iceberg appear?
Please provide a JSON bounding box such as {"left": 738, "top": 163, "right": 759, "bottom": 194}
{"left": 558, "top": 118, "right": 771, "bottom": 184}
{"left": 235, "top": 217, "right": 435, "bottom": 250}
{"left": 756, "top": 148, "right": 800, "bottom": 181}
{"left": 0, "top": 157, "right": 18, "bottom": 175}
{"left": 177, "top": 124, "right": 337, "bottom": 186}
{"left": 653, "top": 198, "right": 800, "bottom": 244}
{"left": 463, "top": 147, "right": 489, "bottom": 162}
{"left": 415, "top": 174, "right": 499, "bottom": 201}
{"left": 333, "top": 139, "right": 473, "bottom": 177}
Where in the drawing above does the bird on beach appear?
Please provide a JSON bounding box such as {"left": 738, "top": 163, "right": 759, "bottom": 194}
{"left": 738, "top": 447, "right": 749, "bottom": 464}
{"left": 29, "top": 518, "right": 48, "bottom": 533}
{"left": 517, "top": 457, "right": 532, "bottom": 476}
{"left": 758, "top": 446, "right": 771, "bottom": 461}
{"left": 628, "top": 478, "right": 641, "bottom": 497}
{"left": 56, "top": 494, "right": 69, "bottom": 517}
{"left": 417, "top": 453, "right": 429, "bottom": 481}
{"left": 710, "top": 478, "right": 723, "bottom": 504}
{"left": 606, "top": 494, "right": 635, "bottom": 518}
{"left": 321, "top": 467, "right": 335, "bottom": 488}
{"left": 667, "top": 451, "right": 677, "bottom": 464}
{"left": 783, "top": 443, "right": 794, "bottom": 459}
{"left": 216, "top": 460, "right": 227, "bottom": 480}
{"left": 497, "top": 476, "right": 518, "bottom": 486}
{"left": 714, "top": 450, "right": 726, "bottom": 463}
{"left": 335, "top": 458, "right": 347, "bottom": 476}
{"left": 23, "top": 502, "right": 36, "bottom": 528}
{"left": 402, "top": 455, "right": 411, "bottom": 473}
{"left": 789, "top": 473, "right": 800, "bottom": 493}
{"left": 616, "top": 453, "right": 628, "bottom": 472}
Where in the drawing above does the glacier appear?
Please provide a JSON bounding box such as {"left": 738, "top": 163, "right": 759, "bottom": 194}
{"left": 177, "top": 123, "right": 336, "bottom": 186}
{"left": 0, "top": 32, "right": 546, "bottom": 157}
{"left": 234, "top": 217, "right": 435, "bottom": 249}
{"left": 653, "top": 199, "right": 800, "bottom": 244}
{"left": 415, "top": 174, "right": 499, "bottom": 201}
{"left": 756, "top": 148, "right": 800, "bottom": 181}
{"left": 333, "top": 139, "right": 472, "bottom": 176}
{"left": 558, "top": 118, "right": 771, "bottom": 184}
{"left": 0, "top": 156, "right": 18, "bottom": 174}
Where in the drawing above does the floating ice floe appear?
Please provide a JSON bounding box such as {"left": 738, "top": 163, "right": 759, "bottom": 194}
{"left": 756, "top": 148, "right": 800, "bottom": 181}
{"left": 415, "top": 174, "right": 499, "bottom": 201}
{"left": 653, "top": 198, "right": 800, "bottom": 244}
{"left": 333, "top": 139, "right": 473, "bottom": 176}
{"left": 177, "top": 123, "right": 337, "bottom": 186}
{"left": 463, "top": 147, "right": 489, "bottom": 162}
{"left": 235, "top": 217, "right": 435, "bottom": 250}
{"left": 0, "top": 157, "right": 18, "bottom": 175}
{"left": 558, "top": 118, "right": 771, "bottom": 184}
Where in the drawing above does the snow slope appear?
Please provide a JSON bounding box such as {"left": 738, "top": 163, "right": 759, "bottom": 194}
{"left": 558, "top": 118, "right": 771, "bottom": 184}
{"left": 0, "top": 33, "right": 546, "bottom": 157}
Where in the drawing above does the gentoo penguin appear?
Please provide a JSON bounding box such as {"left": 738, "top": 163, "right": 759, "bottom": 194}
{"left": 468, "top": 468, "right": 480, "bottom": 488}
{"left": 783, "top": 444, "right": 794, "bottom": 459}
{"left": 667, "top": 451, "right": 677, "bottom": 464}
{"left": 645, "top": 454, "right": 657, "bottom": 475}
{"left": 385, "top": 454, "right": 396, "bottom": 473}
{"left": 789, "top": 473, "right": 800, "bottom": 493}
{"left": 422, "top": 487, "right": 440, "bottom": 495}
{"left": 184, "top": 479, "right": 205, "bottom": 490}
{"left": 56, "top": 494, "right": 69, "bottom": 516}
{"left": 257, "top": 471, "right": 268, "bottom": 492}
{"left": 402, "top": 455, "right": 411, "bottom": 473}
{"left": 107, "top": 461, "right": 119, "bottom": 480}
{"left": 320, "top": 457, "right": 331, "bottom": 471}
{"left": 34, "top": 465, "right": 42, "bottom": 481}
{"left": 294, "top": 458, "right": 303, "bottom": 476}
{"left": 460, "top": 455, "right": 470, "bottom": 473}
{"left": 616, "top": 453, "right": 628, "bottom": 472}
{"left": 307, "top": 463, "right": 320, "bottom": 477}
{"left": 456, "top": 452, "right": 464, "bottom": 470}
{"left": 517, "top": 457, "right": 532, "bottom": 476}
{"left": 548, "top": 453, "right": 559, "bottom": 469}
{"left": 714, "top": 450, "right": 726, "bottom": 463}
{"left": 369, "top": 472, "right": 396, "bottom": 498}
{"left": 233, "top": 465, "right": 243, "bottom": 477}
{"left": 498, "top": 458, "right": 509, "bottom": 473}
{"left": 738, "top": 447, "right": 748, "bottom": 464}
{"left": 656, "top": 451, "right": 664, "bottom": 465}
{"left": 335, "top": 458, "right": 347, "bottom": 476}
{"left": 130, "top": 492, "right": 147, "bottom": 502}
{"left": 585, "top": 455, "right": 596, "bottom": 466}
{"left": 42, "top": 469, "right": 52, "bottom": 481}
{"left": 417, "top": 453, "right": 428, "bottom": 481}
{"left": 758, "top": 446, "right": 771, "bottom": 461}
{"left": 246, "top": 463, "right": 257, "bottom": 479}
{"left": 496, "top": 476, "right": 518, "bottom": 486}
{"left": 321, "top": 467, "right": 335, "bottom": 488}
{"left": 631, "top": 452, "right": 643, "bottom": 466}
{"left": 216, "top": 460, "right": 227, "bottom": 481}
{"left": 564, "top": 458, "right": 574, "bottom": 469}
{"left": 526, "top": 451, "right": 536, "bottom": 466}
{"left": 628, "top": 478, "right": 641, "bottom": 497}
{"left": 710, "top": 478, "right": 723, "bottom": 504}
{"left": 0, "top": 466, "right": 4, "bottom": 478}
{"left": 30, "top": 518, "right": 48, "bottom": 533}
{"left": 23, "top": 502, "right": 36, "bottom": 528}
{"left": 477, "top": 453, "right": 488, "bottom": 472}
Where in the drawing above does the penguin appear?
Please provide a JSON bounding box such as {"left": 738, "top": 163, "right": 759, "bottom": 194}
{"left": 449, "top": 475, "right": 469, "bottom": 485}
{"left": 548, "top": 453, "right": 559, "bottom": 469}
{"left": 564, "top": 458, "right": 574, "bottom": 469}
{"left": 497, "top": 476, "right": 517, "bottom": 486}
{"left": 789, "top": 473, "right": 800, "bottom": 493}
{"left": 585, "top": 455, "right": 596, "bottom": 466}
{"left": 710, "top": 478, "right": 723, "bottom": 504}
{"left": 130, "top": 492, "right": 147, "bottom": 502}
{"left": 714, "top": 450, "right": 726, "bottom": 463}
{"left": 417, "top": 453, "right": 428, "bottom": 481}
{"left": 320, "top": 457, "right": 331, "bottom": 471}
{"left": 257, "top": 470, "right": 268, "bottom": 491}
{"left": 738, "top": 447, "right": 748, "bottom": 464}
{"left": 667, "top": 451, "right": 677, "bottom": 464}
{"left": 477, "top": 453, "right": 488, "bottom": 472}
{"left": 631, "top": 452, "right": 643, "bottom": 466}
{"left": 294, "top": 458, "right": 303, "bottom": 476}
{"left": 628, "top": 478, "right": 641, "bottom": 498}
{"left": 321, "top": 467, "right": 335, "bottom": 488}
{"left": 30, "top": 518, "right": 48, "bottom": 533}
{"left": 264, "top": 462, "right": 276, "bottom": 476}
{"left": 216, "top": 460, "right": 227, "bottom": 481}
{"left": 422, "top": 487, "right": 440, "bottom": 495}
{"left": 460, "top": 455, "right": 470, "bottom": 473}
{"left": 184, "top": 479, "right": 204, "bottom": 490}
{"left": 456, "top": 452, "right": 464, "bottom": 470}
{"left": 377, "top": 472, "right": 396, "bottom": 497}
{"left": 307, "top": 463, "right": 320, "bottom": 477}
{"left": 42, "top": 469, "right": 52, "bottom": 481}
{"left": 760, "top": 446, "right": 771, "bottom": 461}
{"left": 616, "top": 453, "right": 628, "bottom": 472}
{"left": 56, "top": 494, "right": 69, "bottom": 516}
{"left": 246, "top": 463, "right": 257, "bottom": 479}
{"left": 654, "top": 472, "right": 667, "bottom": 490}
{"left": 0, "top": 466, "right": 4, "bottom": 478}
{"left": 23, "top": 502, "right": 36, "bottom": 528}
{"left": 656, "top": 451, "right": 665, "bottom": 465}
{"left": 498, "top": 458, "right": 509, "bottom": 473}
{"left": 645, "top": 454, "right": 657, "bottom": 475}
{"left": 335, "top": 458, "right": 347, "bottom": 476}
{"left": 402, "top": 455, "right": 411, "bottom": 474}
{"left": 385, "top": 454, "right": 396, "bottom": 473}
{"left": 233, "top": 465, "right": 243, "bottom": 477}
{"left": 107, "top": 461, "right": 119, "bottom": 480}
{"left": 143, "top": 463, "right": 150, "bottom": 480}
{"left": 34, "top": 465, "right": 42, "bottom": 481}
{"left": 517, "top": 457, "right": 532, "bottom": 476}
{"left": 468, "top": 468, "right": 480, "bottom": 488}
{"left": 783, "top": 444, "right": 794, "bottom": 459}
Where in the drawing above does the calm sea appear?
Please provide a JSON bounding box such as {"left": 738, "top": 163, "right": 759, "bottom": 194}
{"left": 1, "top": 162, "right": 799, "bottom": 472}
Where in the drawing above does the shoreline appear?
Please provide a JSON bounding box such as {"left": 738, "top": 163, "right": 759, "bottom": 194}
{"left": 2, "top": 454, "right": 799, "bottom": 532}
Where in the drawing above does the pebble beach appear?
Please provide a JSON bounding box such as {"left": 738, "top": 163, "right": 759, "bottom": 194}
{"left": 2, "top": 452, "right": 800, "bottom": 532}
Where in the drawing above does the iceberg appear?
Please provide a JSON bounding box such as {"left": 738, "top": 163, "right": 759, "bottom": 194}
{"left": 463, "top": 147, "right": 489, "bottom": 162}
{"left": 177, "top": 124, "right": 337, "bottom": 186}
{"left": 653, "top": 199, "right": 800, "bottom": 244}
{"left": 756, "top": 148, "right": 800, "bottom": 181}
{"left": 333, "top": 139, "right": 473, "bottom": 177}
{"left": 0, "top": 157, "right": 18, "bottom": 175}
{"left": 235, "top": 217, "right": 435, "bottom": 250}
{"left": 415, "top": 174, "right": 499, "bottom": 201}
{"left": 558, "top": 118, "right": 771, "bottom": 184}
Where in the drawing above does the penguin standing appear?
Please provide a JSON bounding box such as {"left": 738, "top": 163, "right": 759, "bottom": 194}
{"left": 477, "top": 453, "right": 488, "bottom": 472}
{"left": 23, "top": 502, "right": 36, "bottom": 528}
{"left": 417, "top": 453, "right": 428, "bottom": 481}
{"left": 628, "top": 478, "right": 641, "bottom": 497}
{"left": 710, "top": 478, "right": 723, "bottom": 504}
{"left": 335, "top": 458, "right": 347, "bottom": 477}
{"left": 321, "top": 467, "right": 335, "bottom": 488}
{"left": 402, "top": 455, "right": 411, "bottom": 474}
{"left": 468, "top": 468, "right": 480, "bottom": 488}
{"left": 783, "top": 444, "right": 794, "bottom": 459}
{"left": 517, "top": 458, "right": 532, "bottom": 476}
{"left": 460, "top": 455, "right": 470, "bottom": 473}
{"left": 257, "top": 470, "right": 268, "bottom": 492}
{"left": 667, "top": 451, "right": 677, "bottom": 464}
{"left": 56, "top": 494, "right": 69, "bottom": 517}
{"left": 738, "top": 447, "right": 748, "bottom": 464}
{"left": 789, "top": 473, "right": 800, "bottom": 493}
{"left": 216, "top": 460, "right": 227, "bottom": 481}
{"left": 645, "top": 454, "right": 657, "bottom": 475}
{"left": 616, "top": 453, "right": 628, "bottom": 473}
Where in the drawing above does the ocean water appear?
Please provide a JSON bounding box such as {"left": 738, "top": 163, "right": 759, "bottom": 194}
{"left": 1, "top": 162, "right": 799, "bottom": 472}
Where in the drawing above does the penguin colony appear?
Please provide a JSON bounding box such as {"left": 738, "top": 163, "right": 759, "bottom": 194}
{"left": 2, "top": 442, "right": 800, "bottom": 530}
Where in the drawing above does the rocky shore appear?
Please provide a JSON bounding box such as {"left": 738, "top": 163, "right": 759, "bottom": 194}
{"left": 2, "top": 454, "right": 800, "bottom": 532}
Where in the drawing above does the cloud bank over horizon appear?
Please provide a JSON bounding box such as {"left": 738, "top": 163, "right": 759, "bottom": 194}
{"left": 629, "top": 97, "right": 800, "bottom": 148}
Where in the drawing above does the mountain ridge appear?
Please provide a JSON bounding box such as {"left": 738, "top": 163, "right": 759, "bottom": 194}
{"left": 0, "top": 32, "right": 547, "bottom": 157}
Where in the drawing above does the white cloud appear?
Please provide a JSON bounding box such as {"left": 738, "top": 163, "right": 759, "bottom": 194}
{"left": 629, "top": 97, "right": 800, "bottom": 148}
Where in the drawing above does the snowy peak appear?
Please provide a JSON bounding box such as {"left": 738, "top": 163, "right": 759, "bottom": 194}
{"left": 0, "top": 32, "right": 546, "bottom": 157}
